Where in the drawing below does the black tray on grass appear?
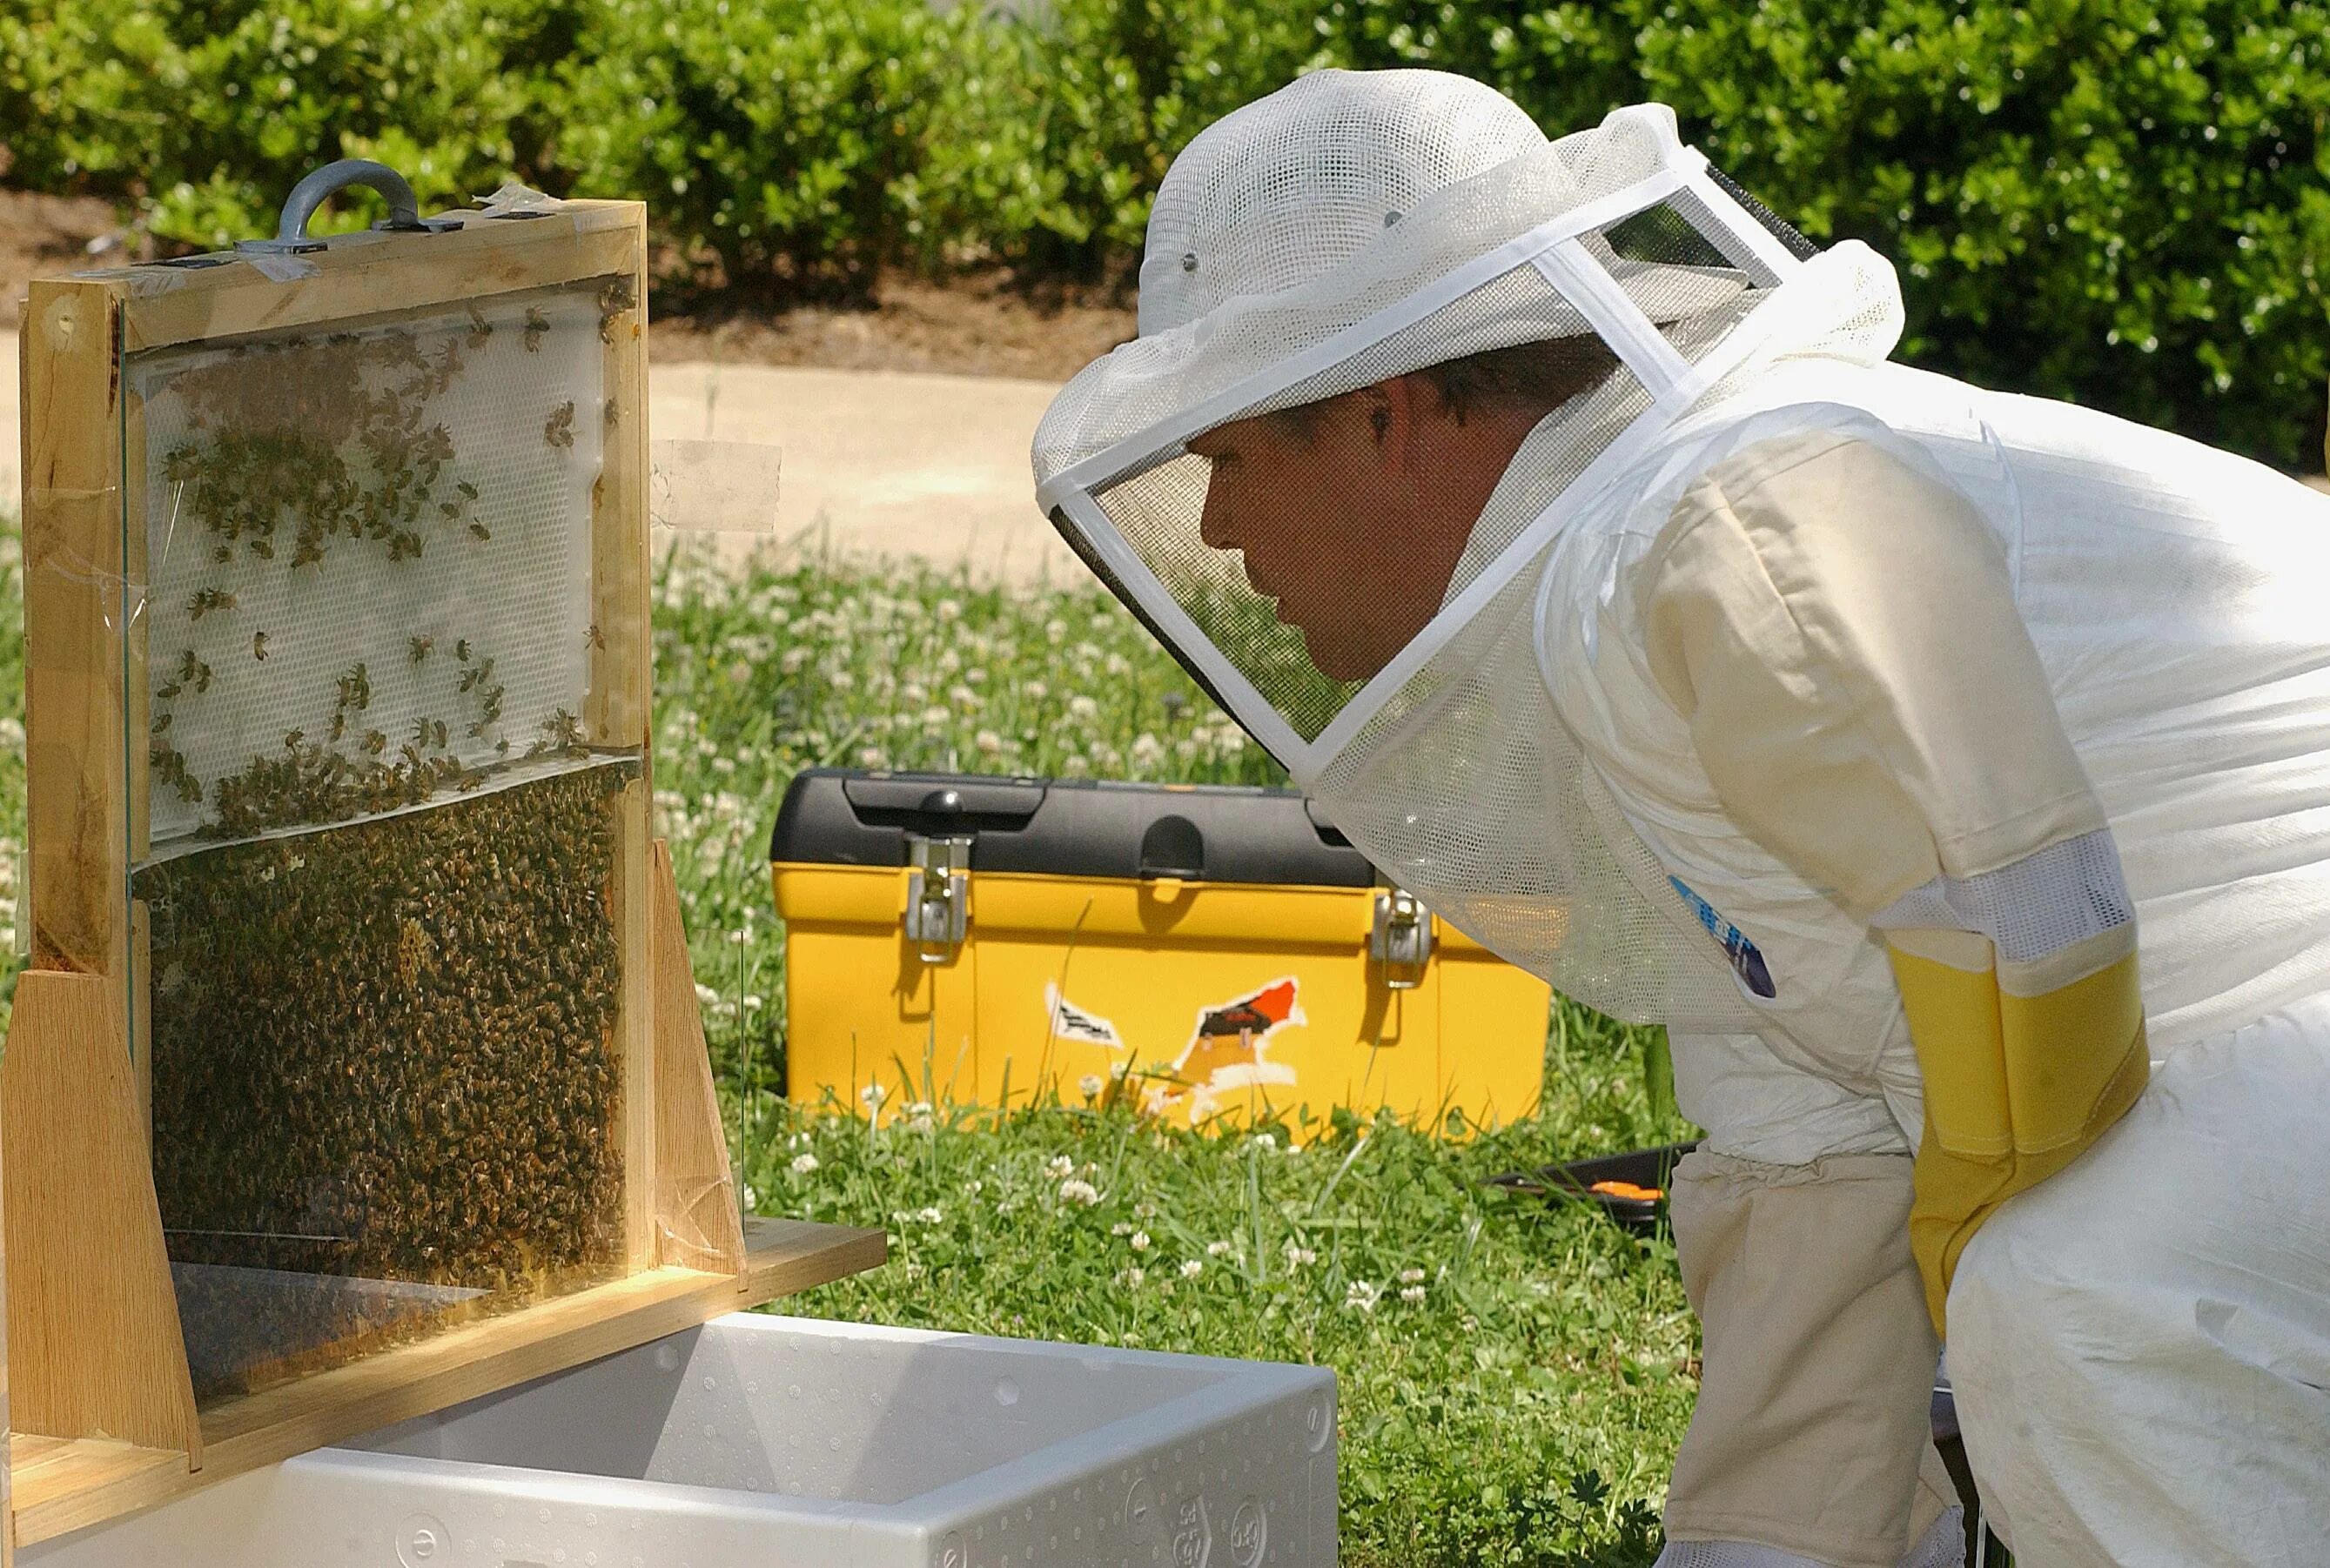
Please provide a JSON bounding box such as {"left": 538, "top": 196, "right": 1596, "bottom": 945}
{"left": 1487, "top": 1141, "right": 1700, "bottom": 1233}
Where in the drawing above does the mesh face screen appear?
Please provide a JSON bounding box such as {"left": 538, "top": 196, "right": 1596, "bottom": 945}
{"left": 120, "top": 280, "right": 636, "bottom": 1401}
{"left": 1084, "top": 266, "right": 1669, "bottom": 749}
{"left": 1704, "top": 164, "right": 1821, "bottom": 261}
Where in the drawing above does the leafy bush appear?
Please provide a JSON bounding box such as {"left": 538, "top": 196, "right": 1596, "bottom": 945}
{"left": 556, "top": 0, "right": 997, "bottom": 296}
{"left": 0, "top": 0, "right": 568, "bottom": 248}
{"left": 3, "top": 0, "right": 2323, "bottom": 462}
{"left": 1320, "top": 0, "right": 2330, "bottom": 466}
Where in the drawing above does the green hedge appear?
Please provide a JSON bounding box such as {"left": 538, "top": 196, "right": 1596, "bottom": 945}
{"left": 3, "top": 0, "right": 2323, "bottom": 465}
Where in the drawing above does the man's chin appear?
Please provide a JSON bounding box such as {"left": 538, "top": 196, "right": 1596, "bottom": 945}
{"left": 1298, "top": 621, "right": 1392, "bottom": 685}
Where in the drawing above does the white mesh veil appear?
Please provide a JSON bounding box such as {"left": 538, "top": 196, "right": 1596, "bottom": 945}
{"left": 1031, "top": 71, "right": 1903, "bottom": 1027}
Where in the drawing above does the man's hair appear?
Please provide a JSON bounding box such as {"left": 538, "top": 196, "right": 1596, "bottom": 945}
{"left": 1268, "top": 333, "right": 1622, "bottom": 437}
{"left": 1415, "top": 334, "right": 1623, "bottom": 424}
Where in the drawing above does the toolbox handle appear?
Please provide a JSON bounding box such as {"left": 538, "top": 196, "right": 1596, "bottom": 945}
{"left": 1137, "top": 815, "right": 1205, "bottom": 881}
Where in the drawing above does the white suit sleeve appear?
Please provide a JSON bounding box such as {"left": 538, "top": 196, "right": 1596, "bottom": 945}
{"left": 1635, "top": 429, "right": 2149, "bottom": 1334}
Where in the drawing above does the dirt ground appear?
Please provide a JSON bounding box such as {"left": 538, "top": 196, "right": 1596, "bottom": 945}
{"left": 0, "top": 189, "right": 124, "bottom": 329}
{"left": 0, "top": 188, "right": 1135, "bottom": 378}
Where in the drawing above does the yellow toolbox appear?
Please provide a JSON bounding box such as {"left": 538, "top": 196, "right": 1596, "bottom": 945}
{"left": 769, "top": 769, "right": 1553, "bottom": 1135}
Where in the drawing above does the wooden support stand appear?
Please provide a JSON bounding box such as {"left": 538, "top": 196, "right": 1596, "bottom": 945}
{"left": 3, "top": 846, "right": 883, "bottom": 1552}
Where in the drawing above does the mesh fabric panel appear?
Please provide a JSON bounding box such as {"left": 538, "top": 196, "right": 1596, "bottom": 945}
{"left": 132, "top": 287, "right": 609, "bottom": 853}
{"left": 1705, "top": 164, "right": 1821, "bottom": 261}
{"left": 1873, "top": 828, "right": 2134, "bottom": 966}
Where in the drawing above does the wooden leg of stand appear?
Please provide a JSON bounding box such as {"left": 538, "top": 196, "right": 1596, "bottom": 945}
{"left": 1, "top": 970, "right": 200, "bottom": 1463}
{"left": 649, "top": 841, "right": 747, "bottom": 1276}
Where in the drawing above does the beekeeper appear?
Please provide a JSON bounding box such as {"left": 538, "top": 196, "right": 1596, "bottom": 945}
{"left": 1032, "top": 68, "right": 2330, "bottom": 1568}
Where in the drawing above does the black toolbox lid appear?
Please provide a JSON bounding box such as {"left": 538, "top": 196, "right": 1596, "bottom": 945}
{"left": 769, "top": 767, "right": 1377, "bottom": 888}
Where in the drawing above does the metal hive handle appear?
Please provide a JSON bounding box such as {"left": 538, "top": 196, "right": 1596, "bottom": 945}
{"left": 238, "top": 158, "right": 430, "bottom": 254}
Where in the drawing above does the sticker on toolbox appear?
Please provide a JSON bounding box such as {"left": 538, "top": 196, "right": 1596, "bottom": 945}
{"left": 1146, "top": 978, "right": 1306, "bottom": 1116}
{"left": 1043, "top": 982, "right": 1125, "bottom": 1049}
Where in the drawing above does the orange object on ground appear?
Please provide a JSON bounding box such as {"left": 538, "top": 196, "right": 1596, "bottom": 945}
{"left": 1590, "top": 1179, "right": 1665, "bottom": 1202}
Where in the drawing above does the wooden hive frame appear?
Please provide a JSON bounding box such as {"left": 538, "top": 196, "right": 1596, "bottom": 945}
{"left": 6, "top": 198, "right": 883, "bottom": 1554}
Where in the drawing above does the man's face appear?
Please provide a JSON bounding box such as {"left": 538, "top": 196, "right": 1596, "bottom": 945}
{"left": 1187, "top": 396, "right": 1468, "bottom": 683}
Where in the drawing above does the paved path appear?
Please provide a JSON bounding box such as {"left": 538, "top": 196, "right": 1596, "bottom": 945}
{"left": 7, "top": 328, "right": 2324, "bottom": 579}
{"left": 2, "top": 329, "right": 1083, "bottom": 586}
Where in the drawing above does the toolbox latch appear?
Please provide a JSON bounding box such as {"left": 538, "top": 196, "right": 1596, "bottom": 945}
{"left": 1370, "top": 888, "right": 1434, "bottom": 989}
{"left": 903, "top": 834, "right": 973, "bottom": 964}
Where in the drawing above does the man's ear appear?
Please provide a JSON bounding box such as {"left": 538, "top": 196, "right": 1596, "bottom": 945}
{"left": 1366, "top": 376, "right": 1428, "bottom": 475}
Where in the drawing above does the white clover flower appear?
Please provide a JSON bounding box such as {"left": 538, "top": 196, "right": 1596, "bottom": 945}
{"left": 1058, "top": 1178, "right": 1101, "bottom": 1206}
{"left": 0, "top": 718, "right": 24, "bottom": 747}
{"left": 1067, "top": 694, "right": 1099, "bottom": 721}
{"left": 901, "top": 680, "right": 930, "bottom": 706}
{"left": 1062, "top": 755, "right": 1091, "bottom": 778}
{"left": 1345, "top": 1280, "right": 1382, "bottom": 1313}
{"left": 1400, "top": 1285, "right": 1427, "bottom": 1304}
{"left": 1025, "top": 680, "right": 1048, "bottom": 700}
{"left": 921, "top": 705, "right": 950, "bottom": 728}
{"left": 950, "top": 683, "right": 978, "bottom": 709}
{"left": 1111, "top": 1222, "right": 1134, "bottom": 1236}
{"left": 1044, "top": 1155, "right": 1076, "bottom": 1179}
{"left": 1129, "top": 733, "right": 1165, "bottom": 769}
{"left": 790, "top": 1153, "right": 820, "bottom": 1175}
{"left": 1179, "top": 1259, "right": 1204, "bottom": 1280}
{"left": 1119, "top": 1266, "right": 1145, "bottom": 1287}
{"left": 965, "top": 667, "right": 987, "bottom": 685}
{"left": 743, "top": 994, "right": 765, "bottom": 1011}
{"left": 1400, "top": 1268, "right": 1427, "bottom": 1285}
{"left": 1283, "top": 1242, "right": 1317, "bottom": 1267}
{"left": 858, "top": 746, "right": 888, "bottom": 768}
{"left": 1250, "top": 1133, "right": 1278, "bottom": 1153}
{"left": 1207, "top": 1240, "right": 1236, "bottom": 1257}
{"left": 937, "top": 599, "right": 962, "bottom": 622}
{"left": 962, "top": 1178, "right": 984, "bottom": 1196}
{"left": 1078, "top": 1074, "right": 1105, "bottom": 1098}
{"left": 915, "top": 1206, "right": 944, "bottom": 1224}
{"left": 782, "top": 647, "right": 810, "bottom": 673}
{"left": 1130, "top": 1230, "right": 1151, "bottom": 1251}
{"left": 860, "top": 1082, "right": 889, "bottom": 1108}
{"left": 974, "top": 730, "right": 1003, "bottom": 755}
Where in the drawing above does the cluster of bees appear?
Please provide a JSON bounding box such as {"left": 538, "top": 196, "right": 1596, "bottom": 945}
{"left": 159, "top": 323, "right": 491, "bottom": 571}
{"left": 140, "top": 765, "right": 635, "bottom": 1398}
{"left": 145, "top": 293, "right": 610, "bottom": 837}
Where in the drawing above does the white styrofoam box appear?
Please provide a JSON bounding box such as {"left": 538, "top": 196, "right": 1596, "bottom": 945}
{"left": 24, "top": 1313, "right": 1338, "bottom": 1568}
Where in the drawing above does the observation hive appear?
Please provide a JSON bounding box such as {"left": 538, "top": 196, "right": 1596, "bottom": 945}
{"left": 3, "top": 162, "right": 881, "bottom": 1552}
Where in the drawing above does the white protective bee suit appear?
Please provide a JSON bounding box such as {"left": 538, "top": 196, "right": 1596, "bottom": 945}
{"left": 1032, "top": 69, "right": 2330, "bottom": 1567}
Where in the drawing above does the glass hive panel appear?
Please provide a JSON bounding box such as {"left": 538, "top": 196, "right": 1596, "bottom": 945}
{"left": 123, "top": 280, "right": 638, "bottom": 1401}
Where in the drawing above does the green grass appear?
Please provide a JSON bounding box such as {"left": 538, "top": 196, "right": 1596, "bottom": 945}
{"left": 0, "top": 526, "right": 1697, "bottom": 1564}
{"left": 653, "top": 541, "right": 1698, "bottom": 1565}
